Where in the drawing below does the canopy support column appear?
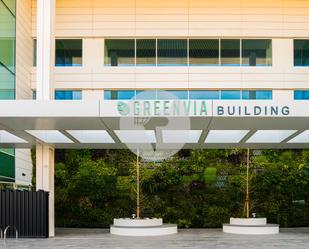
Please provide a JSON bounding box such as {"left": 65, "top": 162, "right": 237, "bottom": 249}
{"left": 36, "top": 143, "right": 55, "bottom": 237}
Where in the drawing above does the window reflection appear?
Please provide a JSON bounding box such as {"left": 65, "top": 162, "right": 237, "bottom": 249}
{"left": 294, "top": 40, "right": 309, "bottom": 66}
{"left": 157, "top": 39, "right": 187, "bottom": 66}
{"left": 104, "top": 39, "right": 135, "bottom": 66}
{"left": 55, "top": 39, "right": 82, "bottom": 67}
{"left": 242, "top": 39, "right": 272, "bottom": 66}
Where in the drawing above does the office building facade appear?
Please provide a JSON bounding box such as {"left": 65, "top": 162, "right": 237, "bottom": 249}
{"left": 1, "top": 0, "right": 309, "bottom": 237}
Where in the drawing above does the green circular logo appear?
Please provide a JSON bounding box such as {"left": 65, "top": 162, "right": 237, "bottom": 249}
{"left": 117, "top": 101, "right": 130, "bottom": 116}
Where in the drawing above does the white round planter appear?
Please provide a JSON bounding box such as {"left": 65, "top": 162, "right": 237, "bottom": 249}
{"left": 230, "top": 218, "right": 267, "bottom": 226}
{"left": 113, "top": 218, "right": 163, "bottom": 227}
{"left": 110, "top": 218, "right": 177, "bottom": 236}
{"left": 223, "top": 218, "right": 279, "bottom": 235}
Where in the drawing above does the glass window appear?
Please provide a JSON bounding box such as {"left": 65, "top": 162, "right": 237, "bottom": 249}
{"left": 0, "top": 90, "right": 14, "bottom": 99}
{"left": 189, "top": 39, "right": 219, "bottom": 66}
{"left": 189, "top": 90, "right": 220, "bottom": 99}
{"left": 242, "top": 90, "right": 272, "bottom": 100}
{"left": 221, "top": 39, "right": 240, "bottom": 66}
{"left": 55, "top": 90, "right": 82, "bottom": 100}
{"left": 136, "top": 39, "right": 156, "bottom": 66}
{"left": 157, "top": 90, "right": 188, "bottom": 99}
{"left": 104, "top": 90, "right": 135, "bottom": 100}
{"left": 0, "top": 65, "right": 15, "bottom": 99}
{"left": 0, "top": 0, "right": 15, "bottom": 183}
{"left": 0, "top": 0, "right": 15, "bottom": 73}
{"left": 221, "top": 90, "right": 241, "bottom": 99}
{"left": 242, "top": 39, "right": 272, "bottom": 66}
{"left": 2, "top": 0, "right": 15, "bottom": 13}
{"left": 157, "top": 39, "right": 187, "bottom": 66}
{"left": 55, "top": 39, "right": 82, "bottom": 67}
{"left": 104, "top": 39, "right": 135, "bottom": 66}
{"left": 0, "top": 149, "right": 15, "bottom": 182}
{"left": 136, "top": 90, "right": 156, "bottom": 100}
{"left": 294, "top": 90, "right": 309, "bottom": 100}
{"left": 294, "top": 40, "right": 309, "bottom": 66}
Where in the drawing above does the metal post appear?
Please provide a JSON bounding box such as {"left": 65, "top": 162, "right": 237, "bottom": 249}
{"left": 136, "top": 148, "right": 140, "bottom": 219}
{"left": 244, "top": 148, "right": 250, "bottom": 218}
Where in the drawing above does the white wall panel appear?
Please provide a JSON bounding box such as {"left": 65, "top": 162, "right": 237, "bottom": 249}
{"left": 30, "top": 0, "right": 309, "bottom": 37}
{"left": 16, "top": 0, "right": 33, "bottom": 185}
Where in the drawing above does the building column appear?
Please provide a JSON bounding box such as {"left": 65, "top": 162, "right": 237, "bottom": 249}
{"left": 36, "top": 0, "right": 55, "bottom": 100}
{"left": 36, "top": 143, "right": 55, "bottom": 237}
{"left": 36, "top": 0, "right": 56, "bottom": 238}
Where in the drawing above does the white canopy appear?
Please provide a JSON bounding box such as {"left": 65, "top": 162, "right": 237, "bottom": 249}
{"left": 0, "top": 100, "right": 308, "bottom": 149}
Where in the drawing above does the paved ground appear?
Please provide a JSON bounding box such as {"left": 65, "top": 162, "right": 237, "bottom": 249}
{"left": 1, "top": 227, "right": 309, "bottom": 249}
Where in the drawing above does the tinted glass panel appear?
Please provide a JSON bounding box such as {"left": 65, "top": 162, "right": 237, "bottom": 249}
{"left": 104, "top": 90, "right": 135, "bottom": 100}
{"left": 294, "top": 40, "right": 309, "bottom": 66}
{"left": 3, "top": 0, "right": 15, "bottom": 13}
{"left": 0, "top": 0, "right": 15, "bottom": 183}
{"left": 136, "top": 90, "right": 156, "bottom": 99}
{"left": 189, "top": 90, "right": 220, "bottom": 99}
{"left": 0, "top": 150, "right": 15, "bottom": 182}
{"left": 0, "top": 90, "right": 14, "bottom": 99}
{"left": 221, "top": 39, "right": 240, "bottom": 66}
{"left": 242, "top": 90, "right": 272, "bottom": 99}
{"left": 221, "top": 90, "right": 241, "bottom": 99}
{"left": 294, "top": 90, "right": 309, "bottom": 100}
{"left": 55, "top": 39, "right": 82, "bottom": 66}
{"left": 104, "top": 39, "right": 135, "bottom": 66}
{"left": 55, "top": 90, "right": 82, "bottom": 100}
{"left": 157, "top": 39, "right": 187, "bottom": 66}
{"left": 189, "top": 39, "right": 219, "bottom": 66}
{"left": 242, "top": 39, "right": 272, "bottom": 66}
{"left": 157, "top": 90, "right": 188, "bottom": 99}
{"left": 0, "top": 64, "right": 15, "bottom": 99}
{"left": 0, "top": 1, "right": 15, "bottom": 72}
{"left": 136, "top": 39, "right": 156, "bottom": 66}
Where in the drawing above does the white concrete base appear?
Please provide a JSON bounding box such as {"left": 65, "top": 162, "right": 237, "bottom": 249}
{"left": 110, "top": 218, "right": 177, "bottom": 236}
{"left": 223, "top": 218, "right": 279, "bottom": 235}
{"left": 113, "top": 218, "right": 163, "bottom": 227}
{"left": 230, "top": 218, "right": 267, "bottom": 226}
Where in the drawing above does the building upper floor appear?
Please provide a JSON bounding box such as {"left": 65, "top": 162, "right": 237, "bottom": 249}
{"left": 4, "top": 0, "right": 309, "bottom": 101}
{"left": 30, "top": 38, "right": 309, "bottom": 90}
{"left": 31, "top": 0, "right": 309, "bottom": 38}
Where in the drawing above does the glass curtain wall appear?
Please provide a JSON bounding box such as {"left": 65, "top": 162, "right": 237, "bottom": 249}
{"left": 104, "top": 90, "right": 272, "bottom": 100}
{"left": 0, "top": 0, "right": 16, "bottom": 182}
{"left": 104, "top": 38, "right": 272, "bottom": 67}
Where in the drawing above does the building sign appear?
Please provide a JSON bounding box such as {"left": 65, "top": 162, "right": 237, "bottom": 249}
{"left": 116, "top": 100, "right": 291, "bottom": 117}
{"left": 117, "top": 100, "right": 208, "bottom": 116}
{"left": 216, "top": 105, "right": 290, "bottom": 116}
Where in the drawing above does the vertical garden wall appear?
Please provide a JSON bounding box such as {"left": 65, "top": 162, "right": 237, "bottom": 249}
{"left": 53, "top": 149, "right": 309, "bottom": 228}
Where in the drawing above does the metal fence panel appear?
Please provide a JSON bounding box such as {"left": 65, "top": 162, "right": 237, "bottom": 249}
{"left": 0, "top": 190, "right": 49, "bottom": 238}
